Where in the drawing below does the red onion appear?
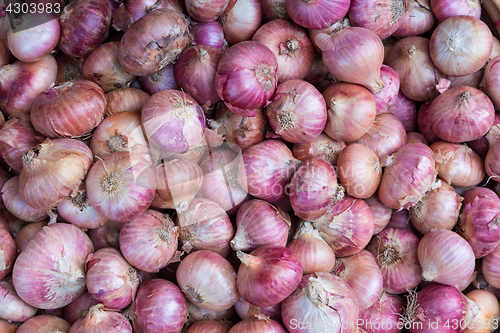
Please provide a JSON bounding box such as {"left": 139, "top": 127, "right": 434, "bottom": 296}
{"left": 0, "top": 54, "right": 57, "bottom": 116}
{"left": 365, "top": 193, "right": 393, "bottom": 234}
{"left": 82, "top": 42, "right": 135, "bottom": 93}
{"left": 430, "top": 16, "right": 492, "bottom": 77}
{"left": 119, "top": 9, "right": 189, "bottom": 76}
{"left": 337, "top": 143, "right": 382, "bottom": 199}
{"left": 234, "top": 298, "right": 281, "bottom": 321}
{"left": 428, "top": 86, "right": 494, "bottom": 143}
{"left": 286, "top": 0, "right": 349, "bottom": 29}
{"left": 105, "top": 88, "right": 150, "bottom": 115}
{"left": 187, "top": 320, "right": 231, "bottom": 333}
{"left": 219, "top": 0, "right": 261, "bottom": 45}
{"left": 236, "top": 246, "right": 302, "bottom": 307}
{"left": 86, "top": 247, "right": 140, "bottom": 309}
{"left": 392, "top": 0, "right": 436, "bottom": 38}
{"left": 151, "top": 159, "right": 203, "bottom": 211}
{"left": 19, "top": 139, "right": 93, "bottom": 217}
{"left": 208, "top": 104, "right": 266, "bottom": 152}
{"left": 430, "top": 0, "right": 481, "bottom": 22}
{"left": 139, "top": 64, "right": 178, "bottom": 95}
{"left": 216, "top": 41, "right": 278, "bottom": 117}
{"left": 482, "top": 244, "right": 500, "bottom": 289}
{"left": 87, "top": 221, "right": 123, "bottom": 251}
{"left": 174, "top": 46, "right": 222, "bottom": 106}
{"left": 367, "top": 227, "right": 422, "bottom": 294}
{"left": 176, "top": 250, "right": 239, "bottom": 311}
{"left": 281, "top": 272, "right": 359, "bottom": 333}
{"left": 372, "top": 65, "right": 400, "bottom": 115}
{"left": 7, "top": 13, "right": 59, "bottom": 62}
{"left": 359, "top": 293, "right": 404, "bottom": 333}
{"left": 229, "top": 317, "right": 287, "bottom": 332}
{"left": 417, "top": 101, "right": 440, "bottom": 144}
{"left": 191, "top": 21, "right": 226, "bottom": 51}
{"left": 317, "top": 27, "right": 384, "bottom": 93}
{"left": 12, "top": 223, "right": 94, "bottom": 309}
{"left": 322, "top": 82, "right": 377, "bottom": 142}
{"left": 333, "top": 250, "right": 383, "bottom": 311}
{"left": 133, "top": 279, "right": 188, "bottom": 333}
{"left": 292, "top": 132, "right": 345, "bottom": 166}
{"left": 0, "top": 115, "right": 44, "bottom": 171}
{"left": 58, "top": 0, "right": 112, "bottom": 58}
{"left": 484, "top": 55, "right": 500, "bottom": 110}
{"left": 186, "top": 0, "right": 229, "bottom": 21}
{"left": 403, "top": 284, "right": 479, "bottom": 333}
{"left": 85, "top": 152, "right": 156, "bottom": 223}
{"left": 0, "top": 319, "right": 18, "bottom": 333}
{"left": 458, "top": 187, "right": 500, "bottom": 258}
{"left": 119, "top": 210, "right": 178, "bottom": 272}
{"left": 17, "top": 315, "right": 71, "bottom": 333}
{"left": 266, "top": 80, "right": 326, "bottom": 143}
{"left": 243, "top": 139, "right": 301, "bottom": 203}
{"left": 410, "top": 180, "right": 462, "bottom": 235}
{"left": 231, "top": 199, "right": 291, "bottom": 252}
{"left": 447, "top": 70, "right": 484, "bottom": 90}
{"left": 64, "top": 291, "right": 99, "bottom": 325}
{"left": 69, "top": 304, "right": 132, "bottom": 333}
{"left": 348, "top": 0, "right": 409, "bottom": 39}
{"left": 418, "top": 230, "right": 475, "bottom": 287}
{"left": 14, "top": 221, "right": 48, "bottom": 254}
{"left": 31, "top": 80, "right": 106, "bottom": 139}
{"left": 386, "top": 36, "right": 444, "bottom": 101}
{"left": 126, "top": 0, "right": 182, "bottom": 21}
{"left": 177, "top": 198, "right": 234, "bottom": 257}
{"left": 141, "top": 90, "right": 206, "bottom": 155}
{"left": 55, "top": 52, "right": 84, "bottom": 84}
{"left": 464, "top": 289, "right": 500, "bottom": 333}
{"left": 379, "top": 143, "right": 436, "bottom": 210}
{"left": 485, "top": 140, "right": 500, "bottom": 182}
{"left": 253, "top": 19, "right": 314, "bottom": 82}
{"left": 1, "top": 272, "right": 26, "bottom": 320}
{"left": 313, "top": 195, "right": 374, "bottom": 257}
{"left": 2, "top": 176, "right": 47, "bottom": 222}
{"left": 407, "top": 132, "right": 428, "bottom": 145}
{"left": 387, "top": 92, "right": 417, "bottom": 132}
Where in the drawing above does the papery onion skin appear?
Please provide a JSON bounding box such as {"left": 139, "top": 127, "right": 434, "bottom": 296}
{"left": 69, "top": 304, "right": 132, "bottom": 333}
{"left": 87, "top": 221, "right": 123, "bottom": 251}
{"left": 392, "top": 0, "right": 435, "bottom": 38}
{"left": 281, "top": 272, "right": 359, "bottom": 333}
{"left": 86, "top": 247, "right": 140, "bottom": 310}
{"left": 365, "top": 193, "right": 392, "bottom": 234}
{"left": 64, "top": 291, "right": 99, "bottom": 325}
{"left": 359, "top": 292, "right": 404, "bottom": 333}
{"left": 85, "top": 152, "right": 156, "bottom": 223}
{"left": 105, "top": 88, "right": 150, "bottom": 115}
{"left": 427, "top": 86, "right": 495, "bottom": 143}
{"left": 58, "top": 0, "right": 112, "bottom": 58}
{"left": 387, "top": 92, "right": 417, "bottom": 133}
{"left": 16, "top": 315, "right": 71, "bottom": 333}
{"left": 134, "top": 279, "right": 188, "bottom": 333}
{"left": 0, "top": 319, "right": 19, "bottom": 333}
{"left": 482, "top": 245, "right": 500, "bottom": 289}
{"left": 484, "top": 56, "right": 500, "bottom": 110}
{"left": 219, "top": 0, "right": 262, "bottom": 45}
{"left": 464, "top": 289, "right": 500, "bottom": 333}
{"left": 286, "top": 0, "right": 350, "bottom": 29}
{"left": 119, "top": 9, "right": 190, "bottom": 76}
{"left": 12, "top": 223, "right": 94, "bottom": 309}
{"left": 0, "top": 54, "right": 57, "bottom": 116}
{"left": 139, "top": 64, "right": 178, "bottom": 95}
{"left": 228, "top": 317, "right": 286, "bottom": 332}
{"left": 0, "top": 229, "right": 16, "bottom": 280}
{"left": 191, "top": 21, "right": 226, "bottom": 51}
{"left": 418, "top": 230, "right": 475, "bottom": 287}
{"left": 236, "top": 246, "right": 302, "bottom": 308}
{"left": 14, "top": 221, "right": 48, "bottom": 254}
{"left": 119, "top": 210, "right": 178, "bottom": 273}
{"left": 187, "top": 320, "right": 231, "bottom": 333}
{"left": 367, "top": 227, "right": 422, "bottom": 294}
{"left": 378, "top": 143, "right": 436, "bottom": 210}
{"left": 372, "top": 65, "right": 400, "bottom": 115}
{"left": 292, "top": 132, "right": 345, "bottom": 166}
{"left": 186, "top": 0, "right": 229, "bottom": 22}
{"left": 417, "top": 101, "right": 440, "bottom": 144}
{"left": 429, "top": 15, "right": 492, "bottom": 77}
{"left": 31, "top": 80, "right": 106, "bottom": 139}
{"left": 2, "top": 176, "right": 48, "bottom": 222}
{"left": 176, "top": 250, "right": 239, "bottom": 311}
{"left": 430, "top": 0, "right": 480, "bottom": 22}
{"left": 215, "top": 41, "right": 278, "bottom": 117}
{"left": 234, "top": 297, "right": 281, "bottom": 321}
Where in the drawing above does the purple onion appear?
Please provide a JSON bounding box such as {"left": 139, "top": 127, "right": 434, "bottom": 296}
{"left": 388, "top": 92, "right": 417, "bottom": 132}
{"left": 234, "top": 297, "right": 282, "bottom": 321}
{"left": 64, "top": 291, "right": 99, "bottom": 325}
{"left": 139, "top": 64, "right": 178, "bottom": 95}
{"left": 373, "top": 65, "right": 400, "bottom": 114}
{"left": 191, "top": 21, "right": 226, "bottom": 50}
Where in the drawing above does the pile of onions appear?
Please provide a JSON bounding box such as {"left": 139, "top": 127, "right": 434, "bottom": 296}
{"left": 292, "top": 132, "right": 345, "bottom": 166}
{"left": 367, "top": 228, "right": 421, "bottom": 294}
{"left": 12, "top": 223, "right": 94, "bottom": 309}
{"left": 69, "top": 304, "right": 132, "bottom": 333}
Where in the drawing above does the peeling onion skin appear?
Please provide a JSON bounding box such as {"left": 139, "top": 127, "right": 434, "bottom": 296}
{"left": 392, "top": 0, "right": 436, "bottom": 38}
{"left": 69, "top": 304, "right": 132, "bottom": 333}
{"left": 118, "top": 9, "right": 190, "bottom": 76}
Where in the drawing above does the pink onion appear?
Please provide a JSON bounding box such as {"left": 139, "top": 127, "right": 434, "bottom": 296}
{"left": 17, "top": 315, "right": 71, "bottom": 333}
{"left": 0, "top": 275, "right": 37, "bottom": 322}
{"left": 365, "top": 193, "right": 393, "bottom": 234}
{"left": 286, "top": 0, "right": 349, "bottom": 29}
{"left": 69, "top": 304, "right": 132, "bottom": 333}
{"left": 85, "top": 152, "right": 155, "bottom": 223}
{"left": 216, "top": 41, "right": 278, "bottom": 117}
{"left": 64, "top": 291, "right": 99, "bottom": 325}
{"left": 186, "top": 300, "right": 236, "bottom": 324}
{"left": 392, "top": 0, "right": 436, "bottom": 38}
{"left": 430, "top": 0, "right": 480, "bottom": 22}
{"left": 87, "top": 221, "right": 123, "bottom": 251}
{"left": 281, "top": 272, "right": 359, "bottom": 333}
{"left": 417, "top": 101, "right": 440, "bottom": 144}
{"left": 229, "top": 317, "right": 287, "bottom": 332}
{"left": 359, "top": 293, "right": 404, "bottom": 333}
{"left": 219, "top": 0, "right": 262, "bottom": 45}
{"left": 231, "top": 199, "right": 291, "bottom": 252}
{"left": 387, "top": 92, "right": 417, "bottom": 132}
{"left": 187, "top": 320, "right": 231, "bottom": 333}
{"left": 484, "top": 55, "right": 500, "bottom": 110}
{"left": 367, "top": 227, "right": 422, "bottom": 294}
{"left": 186, "top": 0, "right": 229, "bottom": 21}
{"left": 86, "top": 247, "right": 140, "bottom": 310}
{"left": 418, "top": 230, "right": 475, "bottom": 287}
{"left": 236, "top": 246, "right": 302, "bottom": 307}
{"left": 464, "top": 289, "right": 500, "bottom": 333}
{"left": 292, "top": 132, "right": 345, "bottom": 166}
{"left": 243, "top": 139, "right": 301, "bottom": 203}
{"left": 191, "top": 21, "right": 226, "bottom": 51}
{"left": 126, "top": 0, "right": 182, "bottom": 21}
{"left": 119, "top": 210, "right": 178, "bottom": 272}
{"left": 372, "top": 65, "right": 400, "bottom": 115}
{"left": 12, "top": 223, "right": 94, "bottom": 309}
{"left": 2, "top": 176, "right": 47, "bottom": 222}
{"left": 234, "top": 298, "right": 281, "bottom": 321}
{"left": 0, "top": 41, "right": 8, "bottom": 67}
{"left": 176, "top": 250, "right": 239, "bottom": 311}
{"left": 138, "top": 64, "right": 178, "bottom": 95}
{"left": 313, "top": 195, "right": 374, "bottom": 257}
{"left": 105, "top": 88, "right": 150, "bottom": 116}
{"left": 14, "top": 221, "right": 48, "bottom": 254}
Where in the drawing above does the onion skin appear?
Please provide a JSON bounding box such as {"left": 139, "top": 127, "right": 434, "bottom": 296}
{"left": 186, "top": 301, "right": 236, "bottom": 325}
{"left": 427, "top": 86, "right": 495, "bottom": 143}
{"left": 105, "top": 88, "right": 150, "bottom": 115}
{"left": 16, "top": 315, "right": 71, "bottom": 333}
{"left": 186, "top": 0, "right": 229, "bottom": 22}
{"left": 236, "top": 246, "right": 302, "bottom": 308}
{"left": 234, "top": 298, "right": 281, "bottom": 321}
{"left": 388, "top": 92, "right": 417, "bottom": 133}
{"left": 430, "top": 0, "right": 480, "bottom": 22}
{"left": 378, "top": 143, "right": 436, "bottom": 210}
{"left": 0, "top": 228, "right": 15, "bottom": 280}
{"left": 14, "top": 221, "right": 48, "bottom": 254}
{"left": 464, "top": 289, "right": 500, "bottom": 333}
{"left": 134, "top": 279, "right": 188, "bottom": 333}
{"left": 418, "top": 230, "right": 475, "bottom": 288}
{"left": 187, "top": 320, "right": 231, "bottom": 333}
{"left": 191, "top": 22, "right": 226, "bottom": 51}
{"left": 484, "top": 55, "right": 500, "bottom": 110}
{"left": 0, "top": 54, "right": 57, "bottom": 116}
{"left": 2, "top": 176, "right": 48, "bottom": 222}
{"left": 365, "top": 193, "right": 392, "bottom": 234}
{"left": 30, "top": 80, "right": 107, "bottom": 139}
{"left": 0, "top": 41, "right": 8, "bottom": 67}
{"left": 359, "top": 293, "right": 404, "bottom": 333}
{"left": 0, "top": 319, "right": 18, "bottom": 333}
{"left": 417, "top": 101, "right": 440, "bottom": 145}
{"left": 285, "top": 0, "right": 349, "bottom": 29}
{"left": 12, "top": 223, "right": 94, "bottom": 309}
{"left": 292, "top": 132, "right": 345, "bottom": 166}
{"left": 87, "top": 221, "right": 123, "bottom": 251}
{"left": 219, "top": 0, "right": 262, "bottom": 45}
{"left": 392, "top": 0, "right": 435, "bottom": 38}
{"left": 69, "top": 304, "right": 132, "bottom": 333}
{"left": 63, "top": 291, "right": 99, "bottom": 325}
{"left": 126, "top": 0, "right": 183, "bottom": 22}
{"left": 373, "top": 65, "right": 400, "bottom": 115}
{"left": 119, "top": 9, "right": 190, "bottom": 76}
{"left": 229, "top": 317, "right": 286, "bottom": 332}
{"left": 58, "top": 0, "right": 112, "bottom": 58}
{"left": 140, "top": 64, "right": 178, "bottom": 95}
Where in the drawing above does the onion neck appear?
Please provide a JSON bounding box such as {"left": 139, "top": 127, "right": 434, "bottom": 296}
{"left": 230, "top": 231, "right": 249, "bottom": 251}
{"left": 276, "top": 110, "right": 295, "bottom": 133}
{"left": 254, "top": 64, "right": 274, "bottom": 90}
{"left": 421, "top": 263, "right": 438, "bottom": 281}
{"left": 102, "top": 173, "right": 121, "bottom": 195}
{"left": 197, "top": 48, "right": 209, "bottom": 62}
{"left": 390, "top": 0, "right": 406, "bottom": 27}
{"left": 22, "top": 146, "right": 42, "bottom": 165}
{"left": 186, "top": 286, "right": 204, "bottom": 304}
{"left": 71, "top": 191, "right": 90, "bottom": 211}
{"left": 280, "top": 39, "right": 300, "bottom": 55}
{"left": 236, "top": 251, "right": 262, "bottom": 267}
{"left": 107, "top": 134, "right": 128, "bottom": 153}
{"left": 127, "top": 267, "right": 140, "bottom": 286}
{"left": 85, "top": 304, "right": 106, "bottom": 326}
{"left": 381, "top": 245, "right": 402, "bottom": 266}
{"left": 156, "top": 219, "right": 176, "bottom": 245}
{"left": 304, "top": 277, "right": 329, "bottom": 307}
{"left": 403, "top": 45, "right": 418, "bottom": 60}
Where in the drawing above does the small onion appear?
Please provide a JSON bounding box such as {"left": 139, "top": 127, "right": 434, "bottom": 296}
{"left": 191, "top": 21, "right": 226, "bottom": 51}
{"left": 417, "top": 101, "right": 440, "bottom": 145}
{"left": 359, "top": 292, "right": 404, "bottom": 333}
{"left": 365, "top": 193, "right": 393, "bottom": 234}
{"left": 139, "top": 64, "right": 178, "bottom": 95}
{"left": 234, "top": 298, "right": 281, "bottom": 321}
{"left": 392, "top": 0, "right": 436, "bottom": 38}
{"left": 187, "top": 320, "right": 231, "bottom": 333}
{"left": 387, "top": 92, "right": 417, "bottom": 133}
{"left": 3, "top": 176, "right": 47, "bottom": 222}
{"left": 236, "top": 246, "right": 302, "bottom": 307}
{"left": 229, "top": 317, "right": 286, "bottom": 332}
{"left": 87, "top": 221, "right": 123, "bottom": 251}
{"left": 105, "top": 88, "right": 150, "bottom": 116}
{"left": 64, "top": 291, "right": 99, "bottom": 325}
{"left": 126, "top": 0, "right": 183, "bottom": 21}
{"left": 185, "top": 0, "right": 229, "bottom": 22}
{"left": 430, "top": 0, "right": 481, "bottom": 22}
{"left": 231, "top": 199, "right": 291, "bottom": 252}
{"left": 12, "top": 223, "right": 94, "bottom": 309}
{"left": 292, "top": 132, "right": 345, "bottom": 166}
{"left": 484, "top": 55, "right": 500, "bottom": 110}
{"left": 14, "top": 221, "right": 48, "bottom": 254}
{"left": 418, "top": 230, "right": 475, "bottom": 288}
{"left": 464, "top": 289, "right": 500, "bottom": 333}
{"left": 0, "top": 319, "right": 18, "bottom": 333}
{"left": 219, "top": 0, "right": 262, "bottom": 45}
{"left": 286, "top": 0, "right": 349, "bottom": 29}
{"left": 16, "top": 315, "right": 71, "bottom": 333}
{"left": 367, "top": 227, "right": 422, "bottom": 294}
{"left": 69, "top": 304, "right": 132, "bottom": 333}
{"left": 86, "top": 247, "right": 140, "bottom": 310}
{"left": 0, "top": 275, "right": 33, "bottom": 322}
